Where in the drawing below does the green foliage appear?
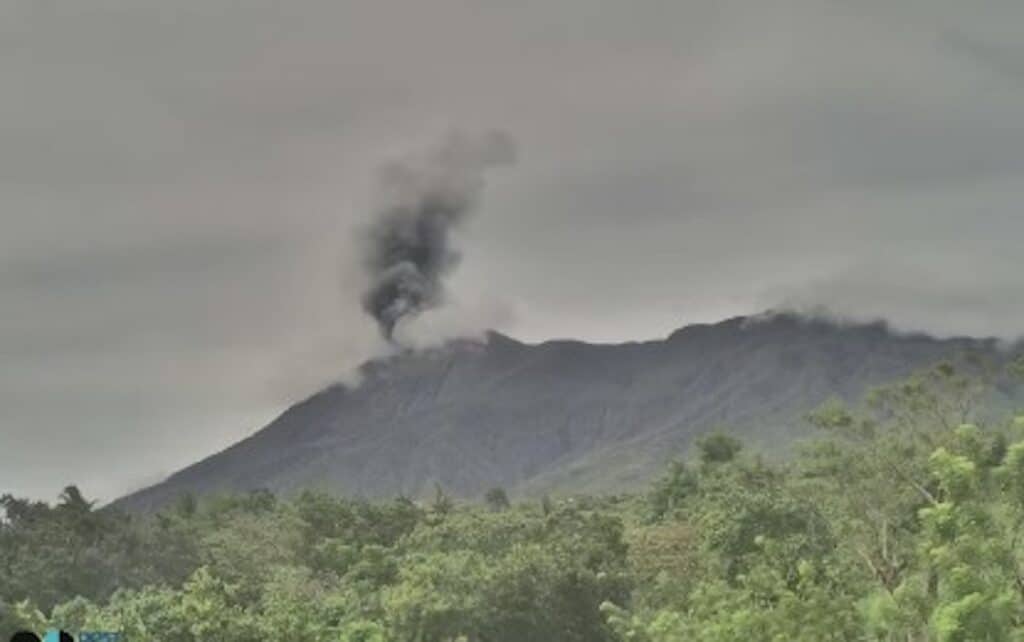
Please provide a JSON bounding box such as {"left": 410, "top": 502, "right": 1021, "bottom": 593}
{"left": 7, "top": 361, "right": 1024, "bottom": 640}
{"left": 430, "top": 484, "right": 455, "bottom": 518}
{"left": 1009, "top": 354, "right": 1024, "bottom": 382}
{"left": 647, "top": 460, "right": 697, "bottom": 520}
{"left": 483, "top": 487, "right": 510, "bottom": 513}
{"left": 696, "top": 432, "right": 743, "bottom": 465}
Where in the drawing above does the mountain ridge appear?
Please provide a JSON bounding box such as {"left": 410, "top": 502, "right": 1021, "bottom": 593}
{"left": 115, "top": 311, "right": 1016, "bottom": 511}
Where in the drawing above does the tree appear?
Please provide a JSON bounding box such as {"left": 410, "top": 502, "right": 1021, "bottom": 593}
{"left": 1009, "top": 354, "right": 1024, "bottom": 382}
{"left": 697, "top": 432, "right": 742, "bottom": 465}
{"left": 484, "top": 487, "right": 510, "bottom": 512}
{"left": 8, "top": 356, "right": 1024, "bottom": 641}
{"left": 648, "top": 460, "right": 697, "bottom": 520}
{"left": 540, "top": 494, "right": 553, "bottom": 516}
{"left": 430, "top": 484, "right": 454, "bottom": 517}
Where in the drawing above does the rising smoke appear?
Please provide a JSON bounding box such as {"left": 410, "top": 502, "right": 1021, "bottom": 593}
{"left": 360, "top": 131, "right": 516, "bottom": 340}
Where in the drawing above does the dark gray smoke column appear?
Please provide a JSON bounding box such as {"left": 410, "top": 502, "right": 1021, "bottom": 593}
{"left": 361, "top": 131, "right": 516, "bottom": 340}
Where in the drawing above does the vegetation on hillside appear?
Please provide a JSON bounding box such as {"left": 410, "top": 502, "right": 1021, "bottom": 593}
{"left": 3, "top": 358, "right": 1024, "bottom": 641}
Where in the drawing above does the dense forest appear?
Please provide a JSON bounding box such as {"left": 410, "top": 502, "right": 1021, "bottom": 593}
{"left": 3, "top": 358, "right": 1024, "bottom": 641}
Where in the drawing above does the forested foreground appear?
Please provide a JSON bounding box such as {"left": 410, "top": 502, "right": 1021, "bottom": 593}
{"left": 4, "top": 359, "right": 1024, "bottom": 641}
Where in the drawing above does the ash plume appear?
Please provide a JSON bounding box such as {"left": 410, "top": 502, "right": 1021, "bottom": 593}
{"left": 361, "top": 131, "right": 516, "bottom": 340}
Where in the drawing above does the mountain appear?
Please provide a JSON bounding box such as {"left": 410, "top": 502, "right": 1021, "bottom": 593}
{"left": 116, "top": 312, "right": 1014, "bottom": 511}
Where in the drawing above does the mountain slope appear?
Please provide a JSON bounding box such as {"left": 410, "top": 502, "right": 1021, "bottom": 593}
{"left": 117, "top": 313, "right": 1013, "bottom": 510}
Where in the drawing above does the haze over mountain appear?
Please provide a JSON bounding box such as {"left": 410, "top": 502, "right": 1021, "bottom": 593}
{"left": 116, "top": 312, "right": 1017, "bottom": 511}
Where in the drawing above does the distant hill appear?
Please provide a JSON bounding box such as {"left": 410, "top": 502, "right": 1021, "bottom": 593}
{"left": 116, "top": 312, "right": 1017, "bottom": 511}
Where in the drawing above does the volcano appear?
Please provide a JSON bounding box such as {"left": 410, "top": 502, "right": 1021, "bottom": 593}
{"left": 116, "top": 312, "right": 1015, "bottom": 511}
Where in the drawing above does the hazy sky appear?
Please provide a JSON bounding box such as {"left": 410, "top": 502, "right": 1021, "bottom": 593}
{"left": 4, "top": 0, "right": 1024, "bottom": 501}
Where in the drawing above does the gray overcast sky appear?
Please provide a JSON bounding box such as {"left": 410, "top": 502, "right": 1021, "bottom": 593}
{"left": 3, "top": 0, "right": 1024, "bottom": 501}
